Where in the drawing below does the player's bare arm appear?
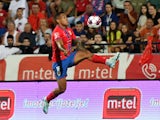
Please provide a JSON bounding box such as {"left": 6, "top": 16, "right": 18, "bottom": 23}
{"left": 56, "top": 39, "right": 68, "bottom": 56}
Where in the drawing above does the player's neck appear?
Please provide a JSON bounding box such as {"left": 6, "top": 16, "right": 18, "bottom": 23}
{"left": 58, "top": 24, "right": 67, "bottom": 30}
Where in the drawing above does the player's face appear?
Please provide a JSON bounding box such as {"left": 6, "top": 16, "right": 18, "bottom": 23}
{"left": 58, "top": 14, "right": 69, "bottom": 26}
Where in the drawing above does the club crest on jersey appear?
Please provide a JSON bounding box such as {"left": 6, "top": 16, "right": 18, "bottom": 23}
{"left": 54, "top": 32, "right": 59, "bottom": 39}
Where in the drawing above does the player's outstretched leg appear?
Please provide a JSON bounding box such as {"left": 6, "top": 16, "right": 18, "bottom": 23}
{"left": 73, "top": 39, "right": 120, "bottom": 68}
{"left": 106, "top": 52, "right": 120, "bottom": 68}
{"left": 42, "top": 77, "right": 66, "bottom": 114}
{"left": 43, "top": 97, "right": 49, "bottom": 114}
{"left": 74, "top": 49, "right": 120, "bottom": 68}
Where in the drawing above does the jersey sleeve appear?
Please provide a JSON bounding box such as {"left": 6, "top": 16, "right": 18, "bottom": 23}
{"left": 52, "top": 31, "right": 61, "bottom": 41}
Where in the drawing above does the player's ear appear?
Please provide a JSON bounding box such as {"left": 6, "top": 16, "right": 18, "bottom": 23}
{"left": 55, "top": 12, "right": 61, "bottom": 24}
{"left": 56, "top": 19, "right": 60, "bottom": 24}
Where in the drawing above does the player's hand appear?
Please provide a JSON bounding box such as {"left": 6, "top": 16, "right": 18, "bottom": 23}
{"left": 64, "top": 50, "right": 68, "bottom": 56}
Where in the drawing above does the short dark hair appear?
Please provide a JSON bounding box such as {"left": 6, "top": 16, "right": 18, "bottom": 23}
{"left": 124, "top": 0, "right": 133, "bottom": 6}
{"left": 7, "top": 35, "right": 14, "bottom": 39}
{"left": 105, "top": 2, "right": 113, "bottom": 7}
{"left": 17, "top": 8, "right": 24, "bottom": 11}
{"left": 149, "top": 4, "right": 157, "bottom": 9}
{"left": 76, "top": 21, "right": 83, "bottom": 25}
{"left": 55, "top": 12, "right": 65, "bottom": 20}
{"left": 45, "top": 32, "right": 51, "bottom": 37}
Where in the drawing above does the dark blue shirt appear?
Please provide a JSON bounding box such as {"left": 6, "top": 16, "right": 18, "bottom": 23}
{"left": 73, "top": 29, "right": 86, "bottom": 36}
{"left": 102, "top": 12, "right": 119, "bottom": 26}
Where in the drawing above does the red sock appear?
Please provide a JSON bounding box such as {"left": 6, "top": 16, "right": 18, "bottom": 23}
{"left": 90, "top": 54, "right": 107, "bottom": 64}
{"left": 46, "top": 92, "right": 55, "bottom": 103}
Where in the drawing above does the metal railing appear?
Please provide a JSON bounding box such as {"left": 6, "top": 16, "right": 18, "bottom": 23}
{"left": 86, "top": 41, "right": 160, "bottom": 53}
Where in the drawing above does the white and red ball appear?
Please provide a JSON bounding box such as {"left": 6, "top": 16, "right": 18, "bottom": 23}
{"left": 87, "top": 15, "right": 102, "bottom": 28}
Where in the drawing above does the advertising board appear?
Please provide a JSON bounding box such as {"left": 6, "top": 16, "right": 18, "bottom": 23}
{"left": 0, "top": 81, "right": 160, "bottom": 120}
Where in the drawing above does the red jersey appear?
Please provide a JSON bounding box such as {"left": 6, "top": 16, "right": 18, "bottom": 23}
{"left": 76, "top": 0, "right": 90, "bottom": 12}
{"left": 29, "top": 0, "right": 46, "bottom": 13}
{"left": 52, "top": 25, "right": 76, "bottom": 62}
{"left": 28, "top": 12, "right": 45, "bottom": 31}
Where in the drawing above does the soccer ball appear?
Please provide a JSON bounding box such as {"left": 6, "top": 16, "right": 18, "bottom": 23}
{"left": 87, "top": 15, "right": 102, "bottom": 28}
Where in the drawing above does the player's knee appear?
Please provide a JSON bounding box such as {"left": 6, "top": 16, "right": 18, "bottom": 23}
{"left": 59, "top": 87, "right": 66, "bottom": 94}
{"left": 85, "top": 50, "right": 93, "bottom": 58}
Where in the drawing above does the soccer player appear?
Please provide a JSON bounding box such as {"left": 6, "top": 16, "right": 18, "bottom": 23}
{"left": 42, "top": 12, "right": 120, "bottom": 114}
